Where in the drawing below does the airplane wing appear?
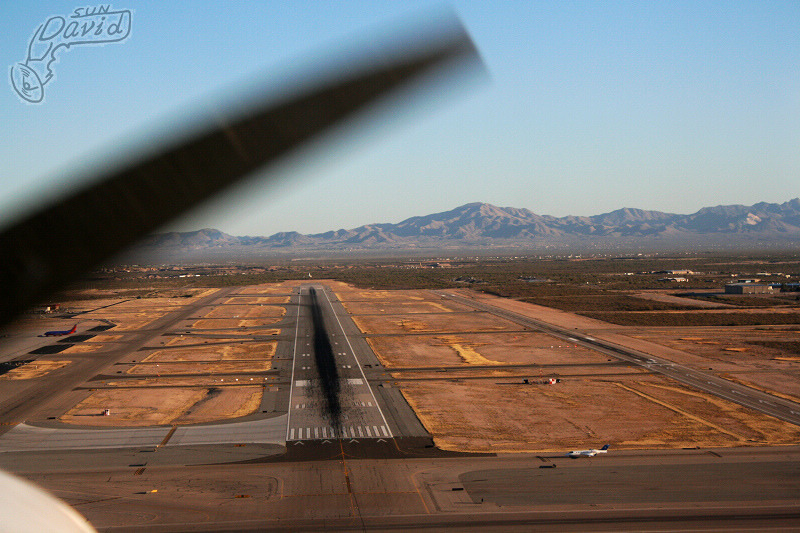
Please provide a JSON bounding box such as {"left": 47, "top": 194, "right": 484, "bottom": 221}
{"left": 0, "top": 18, "right": 483, "bottom": 330}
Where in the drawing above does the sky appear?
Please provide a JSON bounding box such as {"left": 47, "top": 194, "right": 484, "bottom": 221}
{"left": 1, "top": 1, "right": 798, "bottom": 237}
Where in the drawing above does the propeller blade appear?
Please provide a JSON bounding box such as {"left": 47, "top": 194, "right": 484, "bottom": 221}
{"left": 0, "top": 22, "right": 482, "bottom": 328}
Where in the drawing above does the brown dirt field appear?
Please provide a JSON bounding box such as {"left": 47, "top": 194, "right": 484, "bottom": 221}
{"left": 76, "top": 298, "right": 199, "bottom": 330}
{"left": 62, "top": 344, "right": 105, "bottom": 354}
{"left": 367, "top": 332, "right": 609, "bottom": 368}
{"left": 338, "top": 284, "right": 800, "bottom": 453}
{"left": 98, "top": 376, "right": 271, "bottom": 387}
{"left": 224, "top": 296, "right": 290, "bottom": 305}
{"left": 720, "top": 371, "right": 800, "bottom": 404}
{"left": 173, "top": 386, "right": 263, "bottom": 425}
{"left": 205, "top": 302, "right": 285, "bottom": 319}
{"left": 389, "top": 366, "right": 645, "bottom": 380}
{"left": 398, "top": 375, "right": 800, "bottom": 453}
{"left": 616, "top": 380, "right": 800, "bottom": 446}
{"left": 335, "top": 288, "right": 437, "bottom": 302}
{"left": 367, "top": 335, "right": 481, "bottom": 368}
{"left": 127, "top": 361, "right": 271, "bottom": 375}
{"left": 633, "top": 292, "right": 735, "bottom": 309}
{"left": 87, "top": 335, "right": 124, "bottom": 342}
{"left": 195, "top": 289, "right": 220, "bottom": 298}
{"left": 637, "top": 327, "right": 800, "bottom": 361}
{"left": 192, "top": 319, "right": 281, "bottom": 329}
{"left": 164, "top": 329, "right": 268, "bottom": 350}
{"left": 235, "top": 284, "right": 298, "bottom": 294}
{"left": 89, "top": 316, "right": 164, "bottom": 331}
{"left": 353, "top": 312, "right": 521, "bottom": 336}
{"left": 399, "top": 378, "right": 669, "bottom": 452}
{"left": 625, "top": 328, "right": 800, "bottom": 400}
{"left": 464, "top": 290, "right": 626, "bottom": 331}
{"left": 341, "top": 299, "right": 472, "bottom": 315}
{"left": 60, "top": 386, "right": 262, "bottom": 426}
{"left": 143, "top": 343, "right": 276, "bottom": 362}
{"left": 0, "top": 360, "right": 71, "bottom": 380}
{"left": 466, "top": 291, "right": 800, "bottom": 381}
{"left": 55, "top": 298, "right": 126, "bottom": 312}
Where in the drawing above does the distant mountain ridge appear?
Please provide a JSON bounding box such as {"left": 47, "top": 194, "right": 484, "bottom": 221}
{"left": 131, "top": 198, "right": 800, "bottom": 257}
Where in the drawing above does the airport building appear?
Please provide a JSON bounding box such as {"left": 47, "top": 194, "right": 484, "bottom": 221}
{"left": 725, "top": 283, "right": 774, "bottom": 294}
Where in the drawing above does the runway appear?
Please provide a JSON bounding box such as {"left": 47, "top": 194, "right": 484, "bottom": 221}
{"left": 286, "top": 285, "right": 394, "bottom": 442}
{"left": 0, "top": 283, "right": 425, "bottom": 453}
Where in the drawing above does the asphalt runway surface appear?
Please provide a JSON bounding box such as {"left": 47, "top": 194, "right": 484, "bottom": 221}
{"left": 286, "top": 286, "right": 397, "bottom": 442}
{"left": 0, "top": 283, "right": 799, "bottom": 531}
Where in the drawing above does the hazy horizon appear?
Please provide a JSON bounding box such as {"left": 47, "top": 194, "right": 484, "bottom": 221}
{"left": 2, "top": 1, "right": 798, "bottom": 236}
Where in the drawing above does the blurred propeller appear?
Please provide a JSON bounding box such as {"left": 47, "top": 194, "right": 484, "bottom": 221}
{"left": 0, "top": 19, "right": 482, "bottom": 328}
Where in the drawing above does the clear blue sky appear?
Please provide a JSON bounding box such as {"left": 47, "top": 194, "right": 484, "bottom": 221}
{"left": 2, "top": 1, "right": 798, "bottom": 237}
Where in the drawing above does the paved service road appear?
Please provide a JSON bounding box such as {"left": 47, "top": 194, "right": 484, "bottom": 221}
{"left": 286, "top": 285, "right": 393, "bottom": 441}
{"left": 435, "top": 291, "right": 800, "bottom": 426}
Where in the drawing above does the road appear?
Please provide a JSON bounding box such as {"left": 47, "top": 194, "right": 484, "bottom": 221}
{"left": 434, "top": 290, "right": 800, "bottom": 427}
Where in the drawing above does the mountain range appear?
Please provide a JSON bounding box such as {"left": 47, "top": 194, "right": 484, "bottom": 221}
{"left": 129, "top": 199, "right": 800, "bottom": 259}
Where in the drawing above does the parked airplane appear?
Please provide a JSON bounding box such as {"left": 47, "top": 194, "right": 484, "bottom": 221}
{"left": 567, "top": 444, "right": 610, "bottom": 458}
{"left": 41, "top": 324, "right": 77, "bottom": 337}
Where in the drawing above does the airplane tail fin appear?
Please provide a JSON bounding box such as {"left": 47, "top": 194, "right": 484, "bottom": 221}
{"left": 69, "top": 324, "right": 77, "bottom": 334}
{"left": 601, "top": 444, "right": 610, "bottom": 451}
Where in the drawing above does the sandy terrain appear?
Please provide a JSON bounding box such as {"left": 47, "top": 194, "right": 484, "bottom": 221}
{"left": 62, "top": 344, "right": 106, "bottom": 354}
{"left": 224, "top": 296, "right": 290, "bottom": 305}
{"left": 205, "top": 302, "right": 286, "bottom": 319}
{"left": 353, "top": 312, "right": 521, "bottom": 336}
{"left": 126, "top": 361, "right": 271, "bottom": 375}
{"left": 0, "top": 360, "right": 71, "bottom": 380}
{"left": 76, "top": 298, "right": 189, "bottom": 331}
{"left": 41, "top": 280, "right": 800, "bottom": 450}
{"left": 341, "top": 299, "right": 471, "bottom": 315}
{"left": 368, "top": 332, "right": 610, "bottom": 369}
{"left": 60, "top": 386, "right": 263, "bottom": 426}
{"left": 96, "top": 376, "right": 271, "bottom": 387}
{"left": 632, "top": 291, "right": 735, "bottom": 309}
{"left": 621, "top": 327, "right": 800, "bottom": 403}
{"left": 333, "top": 284, "right": 800, "bottom": 453}
{"left": 47, "top": 286, "right": 280, "bottom": 427}
{"left": 192, "top": 319, "right": 282, "bottom": 329}
{"left": 161, "top": 336, "right": 261, "bottom": 347}
{"left": 400, "top": 375, "right": 800, "bottom": 453}
{"left": 142, "top": 343, "right": 276, "bottom": 362}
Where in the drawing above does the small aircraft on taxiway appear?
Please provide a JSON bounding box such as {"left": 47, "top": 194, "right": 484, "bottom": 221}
{"left": 567, "top": 444, "right": 611, "bottom": 458}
